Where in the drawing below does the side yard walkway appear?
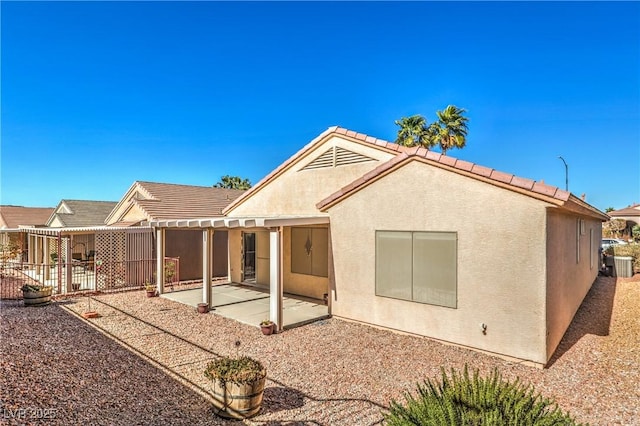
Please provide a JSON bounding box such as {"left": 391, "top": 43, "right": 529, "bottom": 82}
{"left": 1, "top": 276, "right": 639, "bottom": 425}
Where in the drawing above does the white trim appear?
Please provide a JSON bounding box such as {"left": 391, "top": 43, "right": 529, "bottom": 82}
{"left": 18, "top": 225, "right": 151, "bottom": 236}
{"left": 149, "top": 215, "right": 329, "bottom": 229}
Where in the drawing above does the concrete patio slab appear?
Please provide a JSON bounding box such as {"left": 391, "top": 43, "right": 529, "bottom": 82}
{"left": 162, "top": 283, "right": 329, "bottom": 329}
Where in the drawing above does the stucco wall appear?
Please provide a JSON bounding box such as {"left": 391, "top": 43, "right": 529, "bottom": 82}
{"left": 227, "top": 227, "right": 328, "bottom": 300}
{"left": 118, "top": 204, "right": 149, "bottom": 225}
{"left": 327, "top": 160, "right": 551, "bottom": 364}
{"left": 227, "top": 136, "right": 395, "bottom": 216}
{"left": 545, "top": 209, "right": 601, "bottom": 361}
{"left": 283, "top": 226, "right": 329, "bottom": 300}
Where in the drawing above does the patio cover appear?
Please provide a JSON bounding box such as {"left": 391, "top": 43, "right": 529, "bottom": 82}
{"left": 149, "top": 214, "right": 329, "bottom": 229}
{"left": 149, "top": 215, "right": 330, "bottom": 332}
{"left": 16, "top": 225, "right": 152, "bottom": 236}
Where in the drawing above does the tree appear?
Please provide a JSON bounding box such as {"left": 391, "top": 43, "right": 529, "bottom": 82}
{"left": 432, "top": 105, "right": 469, "bottom": 156}
{"left": 603, "top": 218, "right": 627, "bottom": 238}
{"left": 632, "top": 224, "right": 640, "bottom": 242}
{"left": 214, "top": 175, "right": 252, "bottom": 190}
{"left": 605, "top": 207, "right": 615, "bottom": 213}
{"left": 394, "top": 105, "right": 469, "bottom": 155}
{"left": 394, "top": 115, "right": 435, "bottom": 148}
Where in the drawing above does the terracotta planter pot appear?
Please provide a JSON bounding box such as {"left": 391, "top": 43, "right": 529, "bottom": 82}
{"left": 260, "top": 323, "right": 274, "bottom": 335}
{"left": 211, "top": 372, "right": 266, "bottom": 419}
{"left": 197, "top": 303, "right": 209, "bottom": 314}
{"left": 146, "top": 290, "right": 156, "bottom": 298}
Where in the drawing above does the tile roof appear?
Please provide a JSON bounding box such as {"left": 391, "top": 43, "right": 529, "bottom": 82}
{"left": 220, "top": 125, "right": 581, "bottom": 216}
{"left": 317, "top": 149, "right": 575, "bottom": 211}
{"left": 608, "top": 204, "right": 640, "bottom": 217}
{"left": 223, "top": 126, "right": 411, "bottom": 214}
{"left": 0, "top": 206, "right": 55, "bottom": 228}
{"left": 48, "top": 200, "right": 118, "bottom": 227}
{"left": 131, "top": 181, "right": 245, "bottom": 220}
{"left": 309, "top": 128, "right": 610, "bottom": 218}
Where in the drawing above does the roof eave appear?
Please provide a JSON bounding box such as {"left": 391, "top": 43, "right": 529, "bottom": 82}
{"left": 223, "top": 126, "right": 405, "bottom": 215}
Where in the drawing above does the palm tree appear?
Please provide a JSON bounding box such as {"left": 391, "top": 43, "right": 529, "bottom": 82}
{"left": 394, "top": 115, "right": 435, "bottom": 148}
{"left": 214, "top": 175, "right": 252, "bottom": 190}
{"left": 432, "top": 105, "right": 469, "bottom": 156}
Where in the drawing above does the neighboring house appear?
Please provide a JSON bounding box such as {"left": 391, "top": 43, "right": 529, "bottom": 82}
{"left": 105, "top": 181, "right": 245, "bottom": 280}
{"left": 0, "top": 205, "right": 54, "bottom": 259}
{"left": 41, "top": 200, "right": 118, "bottom": 264}
{"left": 0, "top": 205, "right": 54, "bottom": 229}
{"left": 150, "top": 126, "right": 608, "bottom": 367}
{"left": 47, "top": 200, "right": 118, "bottom": 228}
{"left": 607, "top": 204, "right": 640, "bottom": 239}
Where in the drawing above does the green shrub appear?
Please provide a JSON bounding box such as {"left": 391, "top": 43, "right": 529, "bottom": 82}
{"left": 384, "top": 366, "right": 582, "bottom": 425}
{"left": 204, "top": 356, "right": 265, "bottom": 385}
{"left": 605, "top": 243, "right": 640, "bottom": 271}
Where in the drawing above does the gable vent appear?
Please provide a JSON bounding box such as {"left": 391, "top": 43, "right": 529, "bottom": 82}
{"left": 302, "top": 146, "right": 375, "bottom": 171}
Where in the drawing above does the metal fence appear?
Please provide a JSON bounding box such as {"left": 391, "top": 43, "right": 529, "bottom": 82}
{"left": 0, "top": 259, "right": 155, "bottom": 300}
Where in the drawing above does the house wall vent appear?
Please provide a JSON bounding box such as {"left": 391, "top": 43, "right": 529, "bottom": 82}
{"left": 301, "top": 146, "right": 375, "bottom": 171}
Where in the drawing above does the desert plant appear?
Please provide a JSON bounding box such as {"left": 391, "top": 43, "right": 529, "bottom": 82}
{"left": 164, "top": 260, "right": 176, "bottom": 283}
{"left": 21, "top": 284, "right": 52, "bottom": 292}
{"left": 384, "top": 366, "right": 581, "bottom": 425}
{"left": 204, "top": 356, "right": 265, "bottom": 386}
{"left": 0, "top": 241, "right": 20, "bottom": 262}
{"left": 606, "top": 243, "right": 640, "bottom": 271}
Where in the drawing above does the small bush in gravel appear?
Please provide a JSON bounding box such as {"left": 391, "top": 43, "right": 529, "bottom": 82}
{"left": 204, "top": 356, "right": 265, "bottom": 386}
{"left": 20, "top": 284, "right": 51, "bottom": 292}
{"left": 606, "top": 243, "right": 640, "bottom": 271}
{"left": 384, "top": 366, "right": 582, "bottom": 425}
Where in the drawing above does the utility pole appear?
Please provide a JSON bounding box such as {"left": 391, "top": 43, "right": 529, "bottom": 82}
{"left": 558, "top": 156, "right": 568, "bottom": 191}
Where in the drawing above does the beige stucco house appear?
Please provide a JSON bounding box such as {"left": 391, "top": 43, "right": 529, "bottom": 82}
{"left": 106, "top": 181, "right": 245, "bottom": 281}
{"left": 0, "top": 205, "right": 54, "bottom": 260}
{"left": 151, "top": 126, "right": 607, "bottom": 367}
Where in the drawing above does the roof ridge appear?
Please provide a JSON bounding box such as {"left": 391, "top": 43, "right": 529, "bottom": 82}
{"left": 137, "top": 180, "right": 245, "bottom": 190}
{"left": 317, "top": 148, "right": 574, "bottom": 211}
{"left": 223, "top": 126, "right": 412, "bottom": 214}
{"left": 61, "top": 199, "right": 118, "bottom": 203}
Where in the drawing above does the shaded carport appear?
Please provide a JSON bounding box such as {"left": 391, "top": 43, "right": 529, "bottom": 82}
{"left": 150, "top": 215, "right": 331, "bottom": 331}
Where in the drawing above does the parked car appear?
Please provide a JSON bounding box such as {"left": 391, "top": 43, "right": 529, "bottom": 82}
{"left": 601, "top": 238, "right": 628, "bottom": 251}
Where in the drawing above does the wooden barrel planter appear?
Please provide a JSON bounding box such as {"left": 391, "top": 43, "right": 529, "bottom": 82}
{"left": 211, "top": 374, "right": 266, "bottom": 419}
{"left": 204, "top": 356, "right": 266, "bottom": 420}
{"left": 22, "top": 286, "right": 53, "bottom": 307}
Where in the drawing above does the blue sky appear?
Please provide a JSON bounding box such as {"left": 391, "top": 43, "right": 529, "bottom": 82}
{"left": 2, "top": 1, "right": 639, "bottom": 212}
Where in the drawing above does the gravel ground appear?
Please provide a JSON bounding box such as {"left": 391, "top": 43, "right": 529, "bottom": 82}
{"left": 1, "top": 275, "right": 638, "bottom": 425}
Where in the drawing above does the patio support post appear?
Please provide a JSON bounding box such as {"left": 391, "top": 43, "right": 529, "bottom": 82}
{"left": 28, "top": 234, "right": 33, "bottom": 263}
{"left": 65, "top": 236, "right": 73, "bottom": 293}
{"left": 269, "top": 227, "right": 283, "bottom": 331}
{"left": 44, "top": 237, "right": 51, "bottom": 281}
{"left": 156, "top": 228, "right": 165, "bottom": 295}
{"left": 202, "top": 229, "right": 212, "bottom": 307}
{"left": 36, "top": 236, "right": 42, "bottom": 275}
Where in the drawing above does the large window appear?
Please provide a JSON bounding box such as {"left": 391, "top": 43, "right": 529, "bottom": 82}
{"left": 376, "top": 231, "right": 457, "bottom": 308}
{"left": 291, "top": 227, "right": 328, "bottom": 277}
